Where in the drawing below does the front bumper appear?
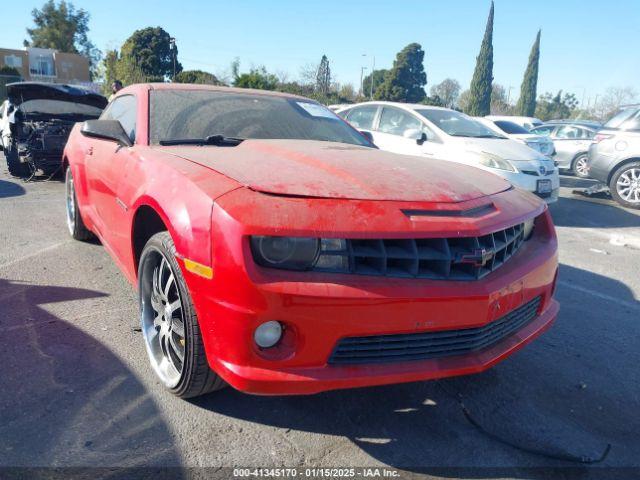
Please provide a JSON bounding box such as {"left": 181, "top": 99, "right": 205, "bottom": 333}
{"left": 183, "top": 191, "right": 558, "bottom": 396}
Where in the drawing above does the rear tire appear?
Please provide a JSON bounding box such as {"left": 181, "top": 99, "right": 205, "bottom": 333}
{"left": 6, "top": 142, "right": 29, "bottom": 178}
{"left": 609, "top": 162, "right": 640, "bottom": 209}
{"left": 139, "top": 231, "right": 226, "bottom": 398}
{"left": 65, "top": 167, "right": 93, "bottom": 240}
{"left": 572, "top": 153, "right": 590, "bottom": 178}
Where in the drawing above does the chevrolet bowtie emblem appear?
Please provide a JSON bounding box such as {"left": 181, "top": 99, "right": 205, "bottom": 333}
{"left": 456, "top": 248, "right": 494, "bottom": 268}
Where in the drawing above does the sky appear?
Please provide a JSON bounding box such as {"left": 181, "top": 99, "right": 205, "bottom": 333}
{"left": 1, "top": 0, "right": 638, "bottom": 106}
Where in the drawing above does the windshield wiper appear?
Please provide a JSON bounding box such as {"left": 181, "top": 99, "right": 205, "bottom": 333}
{"left": 159, "top": 134, "right": 245, "bottom": 146}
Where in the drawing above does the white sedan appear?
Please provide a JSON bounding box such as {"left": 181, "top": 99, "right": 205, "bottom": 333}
{"left": 476, "top": 117, "right": 555, "bottom": 157}
{"left": 337, "top": 102, "right": 559, "bottom": 203}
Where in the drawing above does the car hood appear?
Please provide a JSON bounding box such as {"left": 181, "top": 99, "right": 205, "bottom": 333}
{"left": 453, "top": 137, "right": 547, "bottom": 161}
{"left": 6, "top": 82, "right": 107, "bottom": 109}
{"left": 158, "top": 139, "right": 512, "bottom": 202}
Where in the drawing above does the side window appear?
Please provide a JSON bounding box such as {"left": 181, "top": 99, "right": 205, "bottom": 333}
{"left": 378, "top": 107, "right": 423, "bottom": 136}
{"left": 555, "top": 125, "right": 581, "bottom": 139}
{"left": 100, "top": 95, "right": 137, "bottom": 143}
{"left": 531, "top": 126, "right": 554, "bottom": 137}
{"left": 578, "top": 128, "right": 595, "bottom": 139}
{"left": 345, "top": 106, "right": 378, "bottom": 130}
{"left": 336, "top": 108, "right": 351, "bottom": 119}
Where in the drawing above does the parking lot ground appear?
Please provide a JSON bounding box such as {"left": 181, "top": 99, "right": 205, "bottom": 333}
{"left": 1, "top": 160, "right": 639, "bottom": 479}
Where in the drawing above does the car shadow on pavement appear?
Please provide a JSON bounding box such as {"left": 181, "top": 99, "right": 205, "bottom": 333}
{"left": 549, "top": 195, "right": 640, "bottom": 228}
{"left": 191, "top": 264, "right": 640, "bottom": 478}
{"left": 0, "top": 278, "right": 182, "bottom": 479}
{"left": 0, "top": 179, "right": 26, "bottom": 198}
{"left": 559, "top": 175, "right": 598, "bottom": 190}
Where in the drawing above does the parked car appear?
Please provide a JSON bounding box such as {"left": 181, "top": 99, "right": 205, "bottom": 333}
{"left": 588, "top": 105, "right": 640, "bottom": 208}
{"left": 530, "top": 122, "right": 599, "bottom": 178}
{"left": 63, "top": 84, "right": 559, "bottom": 398}
{"left": 485, "top": 115, "right": 544, "bottom": 131}
{"left": 476, "top": 117, "right": 555, "bottom": 157}
{"left": 337, "top": 102, "right": 559, "bottom": 203}
{"left": 2, "top": 82, "right": 107, "bottom": 177}
{"left": 0, "top": 100, "right": 11, "bottom": 150}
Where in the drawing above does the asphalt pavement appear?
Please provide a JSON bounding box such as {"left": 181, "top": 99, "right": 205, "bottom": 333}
{"left": 1, "top": 159, "right": 639, "bottom": 479}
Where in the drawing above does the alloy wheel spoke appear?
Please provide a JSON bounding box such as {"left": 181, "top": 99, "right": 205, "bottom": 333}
{"left": 164, "top": 272, "right": 175, "bottom": 299}
{"left": 168, "top": 299, "right": 181, "bottom": 314}
{"left": 153, "top": 313, "right": 163, "bottom": 328}
{"left": 171, "top": 317, "right": 185, "bottom": 337}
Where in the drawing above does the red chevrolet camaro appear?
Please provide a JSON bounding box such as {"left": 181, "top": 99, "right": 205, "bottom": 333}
{"left": 63, "top": 83, "right": 559, "bottom": 398}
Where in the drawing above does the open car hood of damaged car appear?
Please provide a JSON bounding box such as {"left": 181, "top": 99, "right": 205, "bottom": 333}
{"left": 160, "top": 139, "right": 513, "bottom": 203}
{"left": 7, "top": 82, "right": 108, "bottom": 109}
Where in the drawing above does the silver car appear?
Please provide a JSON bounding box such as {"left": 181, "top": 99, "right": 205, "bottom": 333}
{"left": 588, "top": 105, "right": 640, "bottom": 209}
{"left": 530, "top": 122, "right": 599, "bottom": 178}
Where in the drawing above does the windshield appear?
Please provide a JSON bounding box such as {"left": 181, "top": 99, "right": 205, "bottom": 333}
{"left": 604, "top": 107, "right": 640, "bottom": 131}
{"left": 494, "top": 120, "right": 530, "bottom": 134}
{"left": 17, "top": 99, "right": 103, "bottom": 117}
{"left": 149, "top": 90, "right": 371, "bottom": 146}
{"left": 416, "top": 109, "right": 504, "bottom": 138}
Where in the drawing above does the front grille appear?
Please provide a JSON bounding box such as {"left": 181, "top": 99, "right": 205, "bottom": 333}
{"left": 329, "top": 296, "right": 542, "bottom": 365}
{"left": 315, "top": 224, "right": 525, "bottom": 281}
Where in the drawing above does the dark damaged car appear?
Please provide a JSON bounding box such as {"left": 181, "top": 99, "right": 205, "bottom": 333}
{"left": 1, "top": 82, "right": 107, "bottom": 177}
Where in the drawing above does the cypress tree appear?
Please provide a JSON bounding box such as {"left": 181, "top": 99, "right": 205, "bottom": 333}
{"left": 516, "top": 30, "right": 541, "bottom": 116}
{"left": 466, "top": 2, "right": 494, "bottom": 116}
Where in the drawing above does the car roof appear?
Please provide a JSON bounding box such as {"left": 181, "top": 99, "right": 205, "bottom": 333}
{"left": 538, "top": 122, "right": 598, "bottom": 130}
{"left": 118, "top": 82, "right": 310, "bottom": 101}
{"left": 338, "top": 101, "right": 452, "bottom": 112}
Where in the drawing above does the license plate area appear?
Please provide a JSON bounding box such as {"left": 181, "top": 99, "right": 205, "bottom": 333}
{"left": 537, "top": 179, "right": 552, "bottom": 194}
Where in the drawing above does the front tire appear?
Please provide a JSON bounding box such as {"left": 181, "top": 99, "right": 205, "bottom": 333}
{"left": 572, "top": 153, "right": 590, "bottom": 178}
{"left": 609, "top": 162, "right": 640, "bottom": 209}
{"left": 65, "top": 167, "right": 93, "bottom": 240}
{"left": 138, "top": 231, "right": 226, "bottom": 398}
{"left": 6, "top": 142, "right": 29, "bottom": 178}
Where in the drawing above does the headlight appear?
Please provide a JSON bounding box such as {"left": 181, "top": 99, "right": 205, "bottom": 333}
{"left": 250, "top": 236, "right": 319, "bottom": 270}
{"left": 475, "top": 153, "right": 518, "bottom": 172}
{"left": 523, "top": 217, "right": 535, "bottom": 240}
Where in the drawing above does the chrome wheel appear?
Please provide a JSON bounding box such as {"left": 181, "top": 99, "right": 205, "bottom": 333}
{"left": 65, "top": 168, "right": 76, "bottom": 235}
{"left": 616, "top": 167, "right": 640, "bottom": 205}
{"left": 574, "top": 155, "right": 589, "bottom": 178}
{"left": 140, "top": 250, "right": 186, "bottom": 388}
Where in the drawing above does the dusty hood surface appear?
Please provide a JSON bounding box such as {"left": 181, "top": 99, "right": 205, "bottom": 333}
{"left": 453, "top": 137, "right": 547, "bottom": 162}
{"left": 159, "top": 140, "right": 511, "bottom": 202}
{"left": 7, "top": 82, "right": 107, "bottom": 109}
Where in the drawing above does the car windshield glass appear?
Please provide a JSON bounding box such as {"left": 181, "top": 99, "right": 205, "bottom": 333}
{"left": 17, "top": 99, "right": 103, "bottom": 116}
{"left": 149, "top": 90, "right": 371, "bottom": 146}
{"left": 604, "top": 107, "right": 640, "bottom": 130}
{"left": 416, "top": 109, "right": 504, "bottom": 138}
{"left": 494, "top": 120, "right": 530, "bottom": 134}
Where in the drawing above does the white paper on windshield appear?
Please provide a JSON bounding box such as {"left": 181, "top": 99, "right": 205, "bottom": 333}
{"left": 296, "top": 102, "right": 338, "bottom": 119}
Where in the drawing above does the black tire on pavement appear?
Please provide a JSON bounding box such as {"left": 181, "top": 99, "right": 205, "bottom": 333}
{"left": 572, "top": 153, "right": 590, "bottom": 179}
{"left": 6, "top": 143, "right": 29, "bottom": 178}
{"left": 65, "top": 167, "right": 94, "bottom": 241}
{"left": 139, "top": 231, "right": 226, "bottom": 398}
{"left": 609, "top": 161, "right": 640, "bottom": 210}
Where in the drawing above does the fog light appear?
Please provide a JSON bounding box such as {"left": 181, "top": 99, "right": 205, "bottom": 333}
{"left": 254, "top": 321, "right": 283, "bottom": 348}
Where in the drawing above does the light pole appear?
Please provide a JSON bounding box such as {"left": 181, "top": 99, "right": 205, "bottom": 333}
{"left": 169, "top": 37, "right": 176, "bottom": 81}
{"left": 359, "top": 66, "right": 368, "bottom": 98}
{"left": 369, "top": 56, "right": 376, "bottom": 99}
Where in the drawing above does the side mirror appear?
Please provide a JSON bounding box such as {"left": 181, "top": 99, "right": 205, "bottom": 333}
{"left": 359, "top": 130, "right": 374, "bottom": 144}
{"left": 404, "top": 128, "right": 427, "bottom": 145}
{"left": 81, "top": 120, "right": 132, "bottom": 147}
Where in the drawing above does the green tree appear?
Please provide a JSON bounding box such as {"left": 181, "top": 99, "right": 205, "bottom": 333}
{"left": 535, "top": 90, "right": 579, "bottom": 121}
{"left": 0, "top": 66, "right": 21, "bottom": 77}
{"left": 490, "top": 84, "right": 512, "bottom": 114}
{"left": 515, "top": 30, "right": 541, "bottom": 116}
{"left": 362, "top": 69, "right": 387, "bottom": 100}
{"left": 24, "top": 0, "right": 101, "bottom": 78}
{"left": 233, "top": 67, "right": 278, "bottom": 90}
{"left": 174, "top": 70, "right": 223, "bottom": 85}
{"left": 101, "top": 49, "right": 119, "bottom": 94}
{"left": 118, "top": 27, "right": 181, "bottom": 83}
{"left": 467, "top": 1, "right": 494, "bottom": 116}
{"left": 315, "top": 55, "right": 331, "bottom": 95}
{"left": 430, "top": 78, "right": 461, "bottom": 108}
{"left": 375, "top": 43, "right": 427, "bottom": 103}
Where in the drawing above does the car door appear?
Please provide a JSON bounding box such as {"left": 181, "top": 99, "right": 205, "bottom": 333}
{"left": 371, "top": 106, "right": 429, "bottom": 156}
{"left": 84, "top": 94, "right": 137, "bottom": 247}
{"left": 553, "top": 125, "right": 590, "bottom": 166}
